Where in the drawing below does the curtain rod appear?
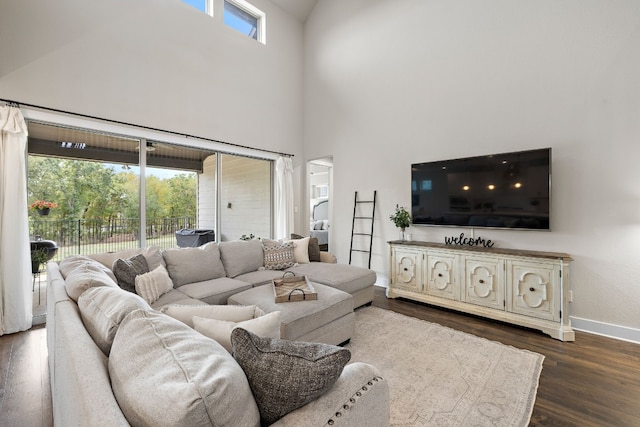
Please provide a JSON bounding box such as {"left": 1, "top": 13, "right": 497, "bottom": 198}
{"left": 0, "top": 98, "right": 294, "bottom": 158}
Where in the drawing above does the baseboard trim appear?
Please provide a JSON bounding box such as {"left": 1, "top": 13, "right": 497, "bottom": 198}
{"left": 570, "top": 316, "right": 640, "bottom": 345}
{"left": 375, "top": 277, "right": 389, "bottom": 288}
{"left": 376, "top": 281, "right": 639, "bottom": 344}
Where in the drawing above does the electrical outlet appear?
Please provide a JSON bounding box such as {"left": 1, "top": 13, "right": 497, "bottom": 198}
{"left": 568, "top": 290, "right": 573, "bottom": 302}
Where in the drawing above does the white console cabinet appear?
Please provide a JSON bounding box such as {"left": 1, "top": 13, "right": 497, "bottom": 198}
{"left": 388, "top": 241, "right": 575, "bottom": 341}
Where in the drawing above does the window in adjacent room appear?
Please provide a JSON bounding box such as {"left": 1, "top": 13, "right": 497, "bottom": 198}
{"left": 224, "top": 0, "right": 266, "bottom": 44}
{"left": 182, "top": 0, "right": 214, "bottom": 16}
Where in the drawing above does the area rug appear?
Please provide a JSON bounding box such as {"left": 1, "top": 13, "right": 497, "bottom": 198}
{"left": 346, "top": 307, "right": 544, "bottom": 427}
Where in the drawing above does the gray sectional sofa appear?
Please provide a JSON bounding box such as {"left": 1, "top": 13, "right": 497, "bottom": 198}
{"left": 46, "top": 239, "right": 389, "bottom": 426}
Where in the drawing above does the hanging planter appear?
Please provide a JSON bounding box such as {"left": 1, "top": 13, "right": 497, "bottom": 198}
{"left": 29, "top": 200, "right": 58, "bottom": 216}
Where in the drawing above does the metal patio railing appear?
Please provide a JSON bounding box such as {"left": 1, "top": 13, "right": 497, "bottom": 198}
{"left": 29, "top": 216, "right": 197, "bottom": 261}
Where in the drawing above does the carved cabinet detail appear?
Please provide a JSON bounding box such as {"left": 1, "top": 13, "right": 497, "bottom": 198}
{"left": 425, "top": 252, "right": 457, "bottom": 300}
{"left": 391, "top": 248, "right": 422, "bottom": 292}
{"left": 464, "top": 256, "right": 505, "bottom": 310}
{"left": 509, "top": 261, "right": 558, "bottom": 322}
{"left": 388, "top": 241, "right": 574, "bottom": 341}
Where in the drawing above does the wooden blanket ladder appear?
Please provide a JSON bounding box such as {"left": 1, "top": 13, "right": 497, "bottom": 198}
{"left": 349, "top": 190, "right": 376, "bottom": 269}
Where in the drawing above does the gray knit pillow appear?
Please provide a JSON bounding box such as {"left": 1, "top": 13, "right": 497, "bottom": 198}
{"left": 231, "top": 328, "right": 351, "bottom": 425}
{"left": 112, "top": 254, "right": 150, "bottom": 293}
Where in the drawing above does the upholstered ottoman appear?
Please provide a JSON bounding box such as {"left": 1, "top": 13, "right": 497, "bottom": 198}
{"left": 227, "top": 282, "right": 355, "bottom": 346}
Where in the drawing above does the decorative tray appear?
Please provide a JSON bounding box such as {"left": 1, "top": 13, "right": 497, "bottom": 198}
{"left": 272, "top": 272, "right": 318, "bottom": 303}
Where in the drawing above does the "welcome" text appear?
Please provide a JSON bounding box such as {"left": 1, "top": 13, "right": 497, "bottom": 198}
{"left": 444, "top": 233, "right": 495, "bottom": 248}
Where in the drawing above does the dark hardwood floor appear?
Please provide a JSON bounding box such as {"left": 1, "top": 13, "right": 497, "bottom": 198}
{"left": 1, "top": 287, "right": 639, "bottom": 426}
{"left": 372, "top": 287, "right": 640, "bottom": 427}
{"left": 0, "top": 324, "right": 52, "bottom": 427}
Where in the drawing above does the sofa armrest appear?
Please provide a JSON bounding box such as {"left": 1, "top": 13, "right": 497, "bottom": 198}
{"left": 320, "top": 251, "right": 337, "bottom": 263}
{"left": 271, "top": 362, "right": 389, "bottom": 427}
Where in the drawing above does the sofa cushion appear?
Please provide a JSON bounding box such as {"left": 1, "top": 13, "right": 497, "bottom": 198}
{"left": 178, "top": 277, "right": 253, "bottom": 305}
{"left": 218, "top": 239, "right": 264, "bottom": 278}
{"left": 193, "top": 311, "right": 281, "bottom": 352}
{"left": 161, "top": 304, "right": 261, "bottom": 328}
{"left": 59, "top": 255, "right": 117, "bottom": 283}
{"left": 134, "top": 265, "right": 174, "bottom": 304}
{"left": 162, "top": 242, "right": 226, "bottom": 287}
{"left": 262, "top": 239, "right": 296, "bottom": 270}
{"left": 63, "top": 261, "right": 119, "bottom": 302}
{"left": 234, "top": 269, "right": 284, "bottom": 287}
{"left": 290, "top": 262, "right": 377, "bottom": 295}
{"left": 149, "top": 289, "right": 204, "bottom": 310}
{"left": 112, "top": 253, "right": 149, "bottom": 293}
{"left": 109, "top": 310, "right": 260, "bottom": 427}
{"left": 228, "top": 282, "right": 354, "bottom": 341}
{"left": 89, "top": 246, "right": 165, "bottom": 271}
{"left": 231, "top": 327, "right": 351, "bottom": 426}
{"left": 77, "top": 286, "right": 151, "bottom": 355}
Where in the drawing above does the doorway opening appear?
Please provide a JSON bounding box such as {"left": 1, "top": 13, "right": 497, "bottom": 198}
{"left": 308, "top": 158, "right": 332, "bottom": 251}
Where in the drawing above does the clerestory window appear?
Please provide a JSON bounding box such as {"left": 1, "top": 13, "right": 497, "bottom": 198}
{"left": 224, "top": 0, "right": 266, "bottom": 44}
{"left": 182, "top": 0, "right": 266, "bottom": 44}
{"left": 182, "top": 0, "right": 214, "bottom": 16}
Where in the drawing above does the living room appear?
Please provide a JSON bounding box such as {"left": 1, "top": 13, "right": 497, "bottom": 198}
{"left": 1, "top": 0, "right": 639, "bottom": 425}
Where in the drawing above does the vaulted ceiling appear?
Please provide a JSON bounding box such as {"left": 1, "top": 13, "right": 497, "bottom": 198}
{"left": 271, "top": 0, "right": 318, "bottom": 22}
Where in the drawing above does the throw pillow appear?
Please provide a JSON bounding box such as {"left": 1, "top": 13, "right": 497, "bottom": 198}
{"left": 112, "top": 254, "right": 150, "bottom": 293}
{"left": 162, "top": 242, "right": 226, "bottom": 287}
{"left": 78, "top": 286, "right": 151, "bottom": 355}
{"left": 63, "top": 261, "right": 119, "bottom": 302}
{"left": 313, "top": 220, "right": 324, "bottom": 230}
{"left": 262, "top": 239, "right": 296, "bottom": 270}
{"left": 231, "top": 328, "right": 351, "bottom": 426}
{"left": 193, "top": 311, "right": 281, "bottom": 352}
{"left": 59, "top": 255, "right": 117, "bottom": 283}
{"left": 287, "top": 237, "right": 310, "bottom": 264}
{"left": 89, "top": 246, "right": 165, "bottom": 271}
{"left": 291, "top": 234, "right": 321, "bottom": 262}
{"left": 109, "top": 310, "right": 260, "bottom": 427}
{"left": 308, "top": 237, "right": 321, "bottom": 262}
{"left": 134, "top": 265, "right": 174, "bottom": 304}
{"left": 161, "top": 304, "right": 262, "bottom": 328}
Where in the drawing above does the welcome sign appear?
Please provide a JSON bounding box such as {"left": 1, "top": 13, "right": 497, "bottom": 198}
{"left": 444, "top": 233, "right": 495, "bottom": 248}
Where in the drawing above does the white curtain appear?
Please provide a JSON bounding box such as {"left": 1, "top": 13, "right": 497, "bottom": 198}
{"left": 274, "top": 156, "right": 294, "bottom": 240}
{"left": 0, "top": 106, "right": 32, "bottom": 335}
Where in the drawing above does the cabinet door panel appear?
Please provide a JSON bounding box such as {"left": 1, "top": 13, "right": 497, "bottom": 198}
{"left": 425, "top": 253, "right": 457, "bottom": 300}
{"left": 510, "top": 261, "right": 557, "bottom": 321}
{"left": 392, "top": 249, "right": 422, "bottom": 292}
{"left": 465, "top": 257, "right": 504, "bottom": 310}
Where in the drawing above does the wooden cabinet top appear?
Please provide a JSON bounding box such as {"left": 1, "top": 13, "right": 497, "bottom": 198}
{"left": 388, "top": 240, "right": 572, "bottom": 262}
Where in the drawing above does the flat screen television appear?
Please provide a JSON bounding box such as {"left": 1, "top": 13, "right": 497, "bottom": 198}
{"left": 411, "top": 148, "right": 551, "bottom": 230}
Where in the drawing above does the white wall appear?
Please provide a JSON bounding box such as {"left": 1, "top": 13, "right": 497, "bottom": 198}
{"left": 219, "top": 155, "right": 272, "bottom": 240}
{"left": 199, "top": 155, "right": 218, "bottom": 230}
{"left": 0, "top": 0, "right": 307, "bottom": 226}
{"left": 304, "top": 0, "right": 640, "bottom": 339}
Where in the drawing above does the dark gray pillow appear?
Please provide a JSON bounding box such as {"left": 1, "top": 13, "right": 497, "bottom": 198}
{"left": 290, "top": 234, "right": 321, "bottom": 262}
{"left": 231, "top": 328, "right": 351, "bottom": 425}
{"left": 112, "top": 254, "right": 150, "bottom": 293}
